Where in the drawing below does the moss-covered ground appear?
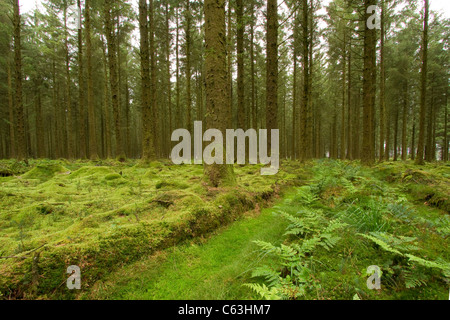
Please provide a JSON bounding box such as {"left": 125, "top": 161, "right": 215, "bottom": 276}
{"left": 0, "top": 159, "right": 448, "bottom": 300}
{"left": 0, "top": 159, "right": 305, "bottom": 299}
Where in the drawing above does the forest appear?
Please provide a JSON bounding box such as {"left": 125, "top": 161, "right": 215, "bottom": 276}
{"left": 0, "top": 0, "right": 449, "bottom": 301}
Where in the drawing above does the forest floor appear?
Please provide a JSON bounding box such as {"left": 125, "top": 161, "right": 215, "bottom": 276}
{"left": 0, "top": 159, "right": 449, "bottom": 300}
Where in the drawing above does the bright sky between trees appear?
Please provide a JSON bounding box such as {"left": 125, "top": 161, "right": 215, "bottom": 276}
{"left": 20, "top": 0, "right": 450, "bottom": 18}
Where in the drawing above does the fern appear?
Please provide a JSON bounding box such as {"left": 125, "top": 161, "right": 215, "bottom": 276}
{"left": 359, "top": 231, "right": 450, "bottom": 288}
{"left": 357, "top": 233, "right": 403, "bottom": 256}
{"left": 403, "top": 269, "right": 428, "bottom": 289}
{"left": 244, "top": 283, "right": 282, "bottom": 300}
{"left": 246, "top": 206, "right": 347, "bottom": 299}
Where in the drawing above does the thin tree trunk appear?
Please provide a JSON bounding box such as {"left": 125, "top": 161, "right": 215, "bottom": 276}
{"left": 185, "top": 0, "right": 192, "bottom": 133}
{"left": 64, "top": 2, "right": 74, "bottom": 159}
{"left": 402, "top": 82, "right": 408, "bottom": 160}
{"left": 393, "top": 107, "right": 399, "bottom": 161}
{"left": 101, "top": 37, "right": 112, "bottom": 158}
{"left": 347, "top": 39, "right": 352, "bottom": 160}
{"left": 227, "top": 0, "right": 233, "bottom": 128}
{"left": 150, "top": 0, "right": 158, "bottom": 157}
{"left": 166, "top": 1, "right": 172, "bottom": 154}
{"left": 266, "top": 0, "right": 278, "bottom": 152}
{"left": 341, "top": 32, "right": 346, "bottom": 160}
{"left": 176, "top": 6, "right": 181, "bottom": 129}
{"left": 140, "top": 0, "right": 156, "bottom": 160}
{"left": 416, "top": 0, "right": 429, "bottom": 164}
{"left": 250, "top": 0, "right": 256, "bottom": 130}
{"left": 362, "top": 0, "right": 377, "bottom": 165}
{"left": 77, "top": 0, "right": 86, "bottom": 159}
{"left": 379, "top": 0, "right": 386, "bottom": 162}
{"left": 236, "top": 0, "right": 245, "bottom": 130}
{"left": 85, "top": 0, "right": 98, "bottom": 159}
{"left": 13, "top": 0, "right": 26, "bottom": 161}
{"left": 7, "top": 60, "right": 15, "bottom": 158}
{"left": 104, "top": 0, "right": 125, "bottom": 160}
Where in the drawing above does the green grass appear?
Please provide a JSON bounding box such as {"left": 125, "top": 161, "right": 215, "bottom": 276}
{"left": 88, "top": 204, "right": 291, "bottom": 300}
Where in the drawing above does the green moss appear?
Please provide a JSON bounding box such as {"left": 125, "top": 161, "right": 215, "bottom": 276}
{"left": 22, "top": 164, "right": 68, "bottom": 181}
{"left": 104, "top": 173, "right": 122, "bottom": 181}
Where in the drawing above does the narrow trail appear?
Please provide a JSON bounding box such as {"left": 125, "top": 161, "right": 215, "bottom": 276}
{"left": 90, "top": 194, "right": 294, "bottom": 300}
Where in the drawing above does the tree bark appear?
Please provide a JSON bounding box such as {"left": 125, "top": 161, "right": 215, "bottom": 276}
{"left": 140, "top": 0, "right": 156, "bottom": 160}
{"left": 104, "top": 0, "right": 125, "bottom": 160}
{"left": 204, "top": 0, "right": 235, "bottom": 187}
{"left": 13, "top": 0, "right": 26, "bottom": 161}
{"left": 85, "top": 0, "right": 98, "bottom": 159}
{"left": 266, "top": 0, "right": 278, "bottom": 151}
{"left": 362, "top": 0, "right": 377, "bottom": 165}
{"left": 416, "top": 0, "right": 429, "bottom": 165}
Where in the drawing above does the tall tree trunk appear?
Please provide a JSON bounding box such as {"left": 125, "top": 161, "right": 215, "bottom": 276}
{"left": 401, "top": 82, "right": 408, "bottom": 160}
{"left": 347, "top": 38, "right": 352, "bottom": 160}
{"left": 176, "top": 6, "right": 181, "bottom": 129}
{"left": 13, "top": 0, "right": 26, "bottom": 161}
{"left": 35, "top": 81, "right": 44, "bottom": 158}
{"left": 341, "top": 32, "right": 346, "bottom": 159}
{"left": 393, "top": 107, "right": 399, "bottom": 161}
{"left": 204, "top": 0, "right": 235, "bottom": 187}
{"left": 227, "top": 0, "right": 233, "bottom": 128}
{"left": 236, "top": 0, "right": 245, "bottom": 130}
{"left": 425, "top": 76, "right": 434, "bottom": 162}
{"left": 411, "top": 107, "right": 416, "bottom": 161}
{"left": 64, "top": 2, "right": 74, "bottom": 159}
{"left": 443, "top": 91, "right": 448, "bottom": 161}
{"left": 250, "top": 0, "right": 256, "bottom": 130}
{"left": 77, "top": 0, "right": 86, "bottom": 159}
{"left": 416, "top": 0, "right": 429, "bottom": 165}
{"left": 266, "top": 0, "right": 278, "bottom": 152}
{"left": 104, "top": 0, "right": 125, "bottom": 160}
{"left": 85, "top": 0, "right": 98, "bottom": 159}
{"left": 292, "top": 48, "right": 297, "bottom": 159}
{"left": 140, "top": 0, "right": 156, "bottom": 160}
{"left": 149, "top": 0, "right": 158, "bottom": 157}
{"left": 101, "top": 37, "right": 112, "bottom": 158}
{"left": 7, "top": 60, "right": 15, "bottom": 158}
{"left": 185, "top": 0, "right": 192, "bottom": 133}
{"left": 166, "top": 1, "right": 172, "bottom": 154}
{"left": 379, "top": 0, "right": 386, "bottom": 162}
{"left": 362, "top": 0, "right": 377, "bottom": 165}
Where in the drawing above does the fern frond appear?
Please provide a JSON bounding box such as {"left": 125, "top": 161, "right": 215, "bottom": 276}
{"left": 243, "top": 283, "right": 281, "bottom": 300}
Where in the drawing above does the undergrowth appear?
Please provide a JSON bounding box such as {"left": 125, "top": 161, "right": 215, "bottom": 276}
{"left": 246, "top": 159, "right": 450, "bottom": 300}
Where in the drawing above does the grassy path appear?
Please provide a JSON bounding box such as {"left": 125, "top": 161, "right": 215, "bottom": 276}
{"left": 88, "top": 197, "right": 292, "bottom": 300}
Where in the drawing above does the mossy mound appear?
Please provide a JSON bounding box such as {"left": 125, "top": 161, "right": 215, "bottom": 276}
{"left": 22, "top": 164, "right": 68, "bottom": 181}
{"left": 155, "top": 180, "right": 189, "bottom": 190}
{"left": 68, "top": 166, "right": 117, "bottom": 183}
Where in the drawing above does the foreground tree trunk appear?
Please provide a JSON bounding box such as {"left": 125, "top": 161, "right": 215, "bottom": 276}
{"left": 7, "top": 60, "right": 15, "bottom": 158}
{"left": 361, "top": 0, "right": 377, "bottom": 165}
{"left": 416, "top": 0, "right": 429, "bottom": 165}
{"left": 13, "top": 0, "right": 26, "bottom": 161}
{"left": 85, "top": 0, "right": 98, "bottom": 159}
{"left": 104, "top": 0, "right": 125, "bottom": 160}
{"left": 204, "top": 0, "right": 235, "bottom": 187}
{"left": 139, "top": 0, "right": 156, "bottom": 160}
{"left": 77, "top": 0, "right": 86, "bottom": 159}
